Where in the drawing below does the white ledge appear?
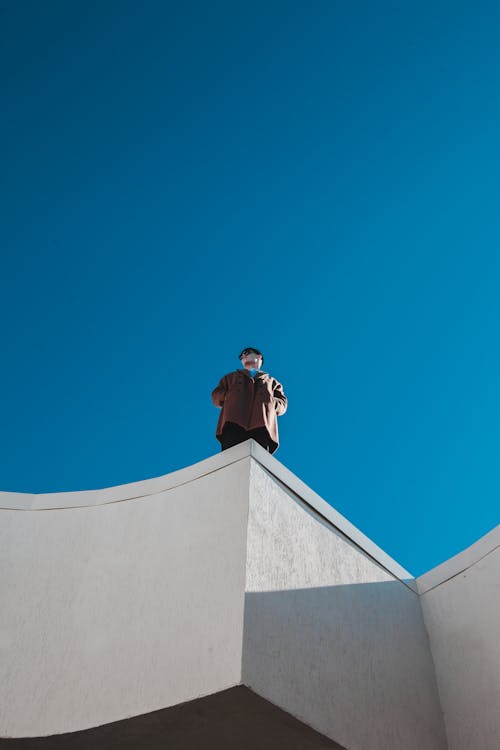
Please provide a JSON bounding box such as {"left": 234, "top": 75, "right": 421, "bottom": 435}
{"left": 417, "top": 524, "right": 500, "bottom": 594}
{"left": 0, "top": 440, "right": 415, "bottom": 588}
{"left": 0, "top": 441, "right": 253, "bottom": 510}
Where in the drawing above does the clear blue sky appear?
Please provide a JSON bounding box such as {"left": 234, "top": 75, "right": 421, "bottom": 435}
{"left": 1, "top": 1, "right": 499, "bottom": 576}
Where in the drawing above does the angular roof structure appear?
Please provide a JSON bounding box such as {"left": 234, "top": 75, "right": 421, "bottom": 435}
{"left": 1, "top": 441, "right": 498, "bottom": 750}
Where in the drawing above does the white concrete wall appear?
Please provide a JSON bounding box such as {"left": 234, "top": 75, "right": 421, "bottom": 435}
{"left": 0, "top": 449, "right": 252, "bottom": 737}
{"left": 11, "top": 440, "right": 498, "bottom": 748}
{"left": 243, "top": 459, "right": 448, "bottom": 750}
{"left": 417, "top": 526, "right": 500, "bottom": 750}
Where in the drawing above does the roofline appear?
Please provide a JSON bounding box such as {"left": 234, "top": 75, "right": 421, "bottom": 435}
{"left": 0, "top": 440, "right": 418, "bottom": 590}
{"left": 416, "top": 524, "right": 500, "bottom": 594}
{"left": 247, "top": 441, "right": 417, "bottom": 590}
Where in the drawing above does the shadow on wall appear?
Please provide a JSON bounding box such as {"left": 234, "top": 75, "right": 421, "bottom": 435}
{"left": 242, "top": 581, "right": 447, "bottom": 750}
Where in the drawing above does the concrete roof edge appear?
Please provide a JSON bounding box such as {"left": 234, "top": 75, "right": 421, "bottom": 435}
{"left": 0, "top": 440, "right": 417, "bottom": 590}
{"left": 416, "top": 524, "right": 500, "bottom": 594}
{"left": 0, "top": 442, "right": 254, "bottom": 510}
{"left": 248, "top": 441, "right": 417, "bottom": 591}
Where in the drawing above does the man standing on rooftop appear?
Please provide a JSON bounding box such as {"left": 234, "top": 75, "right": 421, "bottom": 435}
{"left": 211, "top": 348, "right": 287, "bottom": 454}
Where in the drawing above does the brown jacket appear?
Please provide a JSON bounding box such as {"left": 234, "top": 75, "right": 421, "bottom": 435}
{"left": 211, "top": 369, "right": 287, "bottom": 450}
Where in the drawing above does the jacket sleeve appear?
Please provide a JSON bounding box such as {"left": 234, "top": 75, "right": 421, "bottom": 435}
{"left": 211, "top": 375, "right": 228, "bottom": 408}
{"left": 273, "top": 380, "right": 287, "bottom": 416}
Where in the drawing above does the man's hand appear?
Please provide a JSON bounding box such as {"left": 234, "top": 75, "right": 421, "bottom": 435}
{"left": 273, "top": 382, "right": 287, "bottom": 416}
{"left": 211, "top": 376, "right": 228, "bottom": 409}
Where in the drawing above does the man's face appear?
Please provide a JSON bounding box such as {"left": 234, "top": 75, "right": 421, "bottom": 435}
{"left": 240, "top": 350, "right": 263, "bottom": 370}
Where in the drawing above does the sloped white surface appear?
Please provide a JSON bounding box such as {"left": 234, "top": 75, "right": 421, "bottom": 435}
{"left": 243, "top": 460, "right": 447, "bottom": 750}
{"left": 418, "top": 529, "right": 500, "bottom": 750}
{"left": 0, "top": 451, "right": 251, "bottom": 737}
{"left": 9, "top": 441, "right": 495, "bottom": 748}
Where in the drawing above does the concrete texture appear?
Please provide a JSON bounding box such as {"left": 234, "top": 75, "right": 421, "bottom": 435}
{"left": 243, "top": 460, "right": 447, "bottom": 750}
{"left": 2, "top": 440, "right": 498, "bottom": 749}
{"left": 0, "top": 687, "right": 348, "bottom": 750}
{"left": 246, "top": 442, "right": 416, "bottom": 588}
{"left": 0, "top": 452, "right": 251, "bottom": 737}
{"left": 417, "top": 526, "right": 500, "bottom": 750}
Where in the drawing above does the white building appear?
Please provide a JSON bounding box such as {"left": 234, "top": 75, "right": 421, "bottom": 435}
{"left": 1, "top": 440, "right": 498, "bottom": 749}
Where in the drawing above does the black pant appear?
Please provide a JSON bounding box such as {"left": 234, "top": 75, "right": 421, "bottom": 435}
{"left": 220, "top": 422, "right": 273, "bottom": 453}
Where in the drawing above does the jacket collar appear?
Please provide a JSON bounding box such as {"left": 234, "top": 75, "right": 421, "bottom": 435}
{"left": 238, "top": 368, "right": 266, "bottom": 379}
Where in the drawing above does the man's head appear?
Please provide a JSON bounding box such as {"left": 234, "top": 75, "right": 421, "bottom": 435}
{"left": 239, "top": 347, "right": 264, "bottom": 370}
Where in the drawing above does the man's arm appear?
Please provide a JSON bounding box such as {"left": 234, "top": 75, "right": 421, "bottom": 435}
{"left": 211, "top": 375, "right": 228, "bottom": 407}
{"left": 273, "top": 380, "right": 287, "bottom": 416}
